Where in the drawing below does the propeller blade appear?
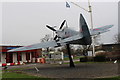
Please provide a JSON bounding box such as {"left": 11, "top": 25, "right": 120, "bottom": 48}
{"left": 54, "top": 35, "right": 58, "bottom": 40}
{"left": 59, "top": 20, "right": 66, "bottom": 30}
{"left": 46, "top": 25, "right": 56, "bottom": 31}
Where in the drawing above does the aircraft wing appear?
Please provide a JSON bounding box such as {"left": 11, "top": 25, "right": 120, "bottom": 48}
{"left": 8, "top": 40, "right": 58, "bottom": 52}
{"left": 90, "top": 25, "right": 113, "bottom": 35}
{"left": 8, "top": 34, "right": 83, "bottom": 52}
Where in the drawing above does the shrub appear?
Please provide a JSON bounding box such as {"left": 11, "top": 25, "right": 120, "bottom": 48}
{"left": 94, "top": 55, "right": 106, "bottom": 62}
{"left": 80, "top": 57, "right": 88, "bottom": 62}
{"left": 80, "top": 56, "right": 94, "bottom": 62}
{"left": 87, "top": 56, "right": 94, "bottom": 61}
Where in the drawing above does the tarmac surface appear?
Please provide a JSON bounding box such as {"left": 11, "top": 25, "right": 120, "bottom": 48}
{"left": 13, "top": 63, "right": 119, "bottom": 78}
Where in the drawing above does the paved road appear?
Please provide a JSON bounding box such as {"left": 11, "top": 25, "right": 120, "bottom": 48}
{"left": 17, "top": 63, "right": 119, "bottom": 78}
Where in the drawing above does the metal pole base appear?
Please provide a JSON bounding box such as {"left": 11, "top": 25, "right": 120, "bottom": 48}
{"left": 66, "top": 44, "right": 75, "bottom": 67}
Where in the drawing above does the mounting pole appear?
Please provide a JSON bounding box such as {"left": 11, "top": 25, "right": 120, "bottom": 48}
{"left": 66, "top": 44, "right": 75, "bottom": 67}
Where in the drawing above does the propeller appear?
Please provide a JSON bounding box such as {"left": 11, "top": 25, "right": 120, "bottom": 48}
{"left": 46, "top": 20, "right": 66, "bottom": 40}
{"left": 54, "top": 35, "right": 58, "bottom": 40}
{"left": 46, "top": 25, "right": 56, "bottom": 31}
{"left": 59, "top": 20, "right": 66, "bottom": 30}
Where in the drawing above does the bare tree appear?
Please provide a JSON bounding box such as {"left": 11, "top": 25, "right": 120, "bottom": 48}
{"left": 40, "top": 34, "right": 52, "bottom": 52}
{"left": 117, "top": 33, "right": 120, "bottom": 43}
{"left": 74, "top": 45, "right": 83, "bottom": 55}
{"left": 40, "top": 34, "right": 52, "bottom": 42}
{"left": 94, "top": 35, "right": 101, "bottom": 45}
{"left": 113, "top": 33, "right": 120, "bottom": 44}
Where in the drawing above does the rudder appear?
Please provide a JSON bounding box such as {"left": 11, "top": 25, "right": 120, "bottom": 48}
{"left": 79, "top": 14, "right": 92, "bottom": 45}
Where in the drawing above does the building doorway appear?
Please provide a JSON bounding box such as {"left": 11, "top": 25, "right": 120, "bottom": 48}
{"left": 26, "top": 52, "right": 30, "bottom": 62}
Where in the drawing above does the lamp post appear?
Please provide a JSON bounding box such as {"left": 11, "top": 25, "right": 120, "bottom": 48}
{"left": 70, "top": 0, "right": 95, "bottom": 56}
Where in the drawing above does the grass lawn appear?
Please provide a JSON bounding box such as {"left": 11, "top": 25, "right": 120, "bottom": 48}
{"left": 2, "top": 72, "right": 120, "bottom": 80}
{"left": 93, "top": 76, "right": 120, "bottom": 80}
{"left": 1, "top": 66, "right": 54, "bottom": 80}
{"left": 2, "top": 70, "right": 54, "bottom": 80}
{"left": 64, "top": 56, "right": 83, "bottom": 60}
{"left": 2, "top": 72, "right": 39, "bottom": 78}
{"left": 2, "top": 72, "right": 54, "bottom": 80}
{"left": 63, "top": 61, "right": 113, "bottom": 64}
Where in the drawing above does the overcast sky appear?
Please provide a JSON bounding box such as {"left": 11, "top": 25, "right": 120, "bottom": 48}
{"left": 1, "top": 0, "right": 118, "bottom": 46}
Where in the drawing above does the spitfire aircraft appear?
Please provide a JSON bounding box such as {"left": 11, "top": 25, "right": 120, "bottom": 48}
{"left": 8, "top": 14, "right": 113, "bottom": 67}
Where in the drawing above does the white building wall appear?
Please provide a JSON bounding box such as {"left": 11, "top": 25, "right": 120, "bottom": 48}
{"left": 117, "top": 3, "right": 120, "bottom": 72}
{"left": 2, "top": 53, "right": 6, "bottom": 63}
{"left": 13, "top": 53, "right": 17, "bottom": 63}
{"left": 22, "top": 52, "right": 27, "bottom": 62}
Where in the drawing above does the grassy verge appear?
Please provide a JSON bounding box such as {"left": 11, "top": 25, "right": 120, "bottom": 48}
{"left": 2, "top": 72, "right": 120, "bottom": 80}
{"left": 2, "top": 72, "right": 39, "bottom": 78}
{"left": 1, "top": 66, "right": 54, "bottom": 80}
{"left": 2, "top": 72, "right": 55, "bottom": 80}
{"left": 93, "top": 76, "right": 120, "bottom": 80}
{"left": 64, "top": 56, "right": 83, "bottom": 61}
{"left": 63, "top": 61, "right": 113, "bottom": 64}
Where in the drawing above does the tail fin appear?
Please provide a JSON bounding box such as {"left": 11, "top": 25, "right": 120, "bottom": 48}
{"left": 80, "top": 14, "right": 92, "bottom": 45}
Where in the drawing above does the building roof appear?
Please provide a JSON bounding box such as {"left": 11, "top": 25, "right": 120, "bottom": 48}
{"left": 0, "top": 44, "right": 22, "bottom": 47}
